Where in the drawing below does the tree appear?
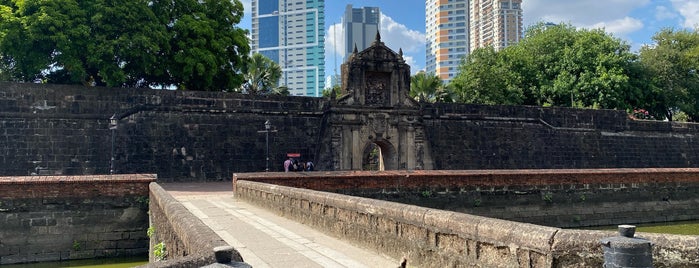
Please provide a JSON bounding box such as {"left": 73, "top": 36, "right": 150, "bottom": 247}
{"left": 448, "top": 23, "right": 641, "bottom": 110}
{"left": 322, "top": 84, "right": 341, "bottom": 98}
{"left": 449, "top": 47, "right": 523, "bottom": 105}
{"left": 242, "top": 53, "right": 282, "bottom": 95}
{"left": 410, "top": 71, "right": 448, "bottom": 103}
{"left": 639, "top": 28, "right": 699, "bottom": 121}
{"left": 0, "top": 0, "right": 249, "bottom": 90}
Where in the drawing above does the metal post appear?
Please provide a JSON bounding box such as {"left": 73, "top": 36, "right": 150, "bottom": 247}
{"left": 258, "top": 120, "right": 276, "bottom": 172}
{"left": 109, "top": 114, "right": 118, "bottom": 175}
{"left": 265, "top": 120, "right": 271, "bottom": 172}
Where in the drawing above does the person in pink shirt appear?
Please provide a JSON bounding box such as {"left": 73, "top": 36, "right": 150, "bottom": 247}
{"left": 283, "top": 157, "right": 292, "bottom": 172}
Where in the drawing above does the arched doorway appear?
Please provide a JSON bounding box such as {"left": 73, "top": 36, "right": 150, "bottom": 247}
{"left": 361, "top": 140, "right": 396, "bottom": 171}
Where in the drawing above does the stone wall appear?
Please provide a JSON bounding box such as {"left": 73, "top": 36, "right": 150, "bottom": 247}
{"left": 235, "top": 169, "right": 699, "bottom": 228}
{"left": 0, "top": 82, "right": 324, "bottom": 181}
{"left": 0, "top": 174, "right": 155, "bottom": 265}
{"left": 3, "top": 82, "right": 699, "bottom": 181}
{"left": 143, "top": 182, "right": 246, "bottom": 268}
{"left": 423, "top": 103, "right": 699, "bottom": 169}
{"left": 235, "top": 179, "right": 699, "bottom": 268}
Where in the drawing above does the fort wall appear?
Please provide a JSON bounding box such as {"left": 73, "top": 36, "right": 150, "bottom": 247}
{"left": 0, "top": 174, "right": 155, "bottom": 265}
{"left": 2, "top": 82, "right": 699, "bottom": 181}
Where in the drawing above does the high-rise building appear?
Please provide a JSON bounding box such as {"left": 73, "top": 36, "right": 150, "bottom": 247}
{"left": 469, "top": 0, "right": 523, "bottom": 52}
{"left": 425, "top": 0, "right": 469, "bottom": 83}
{"left": 343, "top": 5, "right": 380, "bottom": 61}
{"left": 251, "top": 0, "right": 325, "bottom": 97}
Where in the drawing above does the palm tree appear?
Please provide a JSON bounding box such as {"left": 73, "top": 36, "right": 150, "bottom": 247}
{"left": 242, "top": 53, "right": 282, "bottom": 94}
{"left": 410, "top": 71, "right": 445, "bottom": 103}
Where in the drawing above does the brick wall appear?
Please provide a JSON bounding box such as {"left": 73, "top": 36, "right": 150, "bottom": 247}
{"left": 0, "top": 174, "right": 155, "bottom": 265}
{"left": 235, "top": 169, "right": 699, "bottom": 228}
{"left": 235, "top": 179, "right": 699, "bottom": 267}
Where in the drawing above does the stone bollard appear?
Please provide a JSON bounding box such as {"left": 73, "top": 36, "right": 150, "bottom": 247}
{"left": 600, "top": 225, "right": 653, "bottom": 268}
{"left": 201, "top": 246, "right": 252, "bottom": 268}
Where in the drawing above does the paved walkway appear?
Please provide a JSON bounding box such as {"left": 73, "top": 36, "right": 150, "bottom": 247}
{"left": 161, "top": 182, "right": 399, "bottom": 268}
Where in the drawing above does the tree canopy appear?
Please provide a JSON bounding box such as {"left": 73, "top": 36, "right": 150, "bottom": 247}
{"left": 241, "top": 53, "right": 282, "bottom": 95}
{"left": 410, "top": 71, "right": 449, "bottom": 103}
{"left": 450, "top": 23, "right": 641, "bottom": 110}
{"left": 0, "top": 0, "right": 249, "bottom": 91}
{"left": 639, "top": 28, "right": 699, "bottom": 121}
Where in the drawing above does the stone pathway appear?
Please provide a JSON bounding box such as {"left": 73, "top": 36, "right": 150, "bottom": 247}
{"left": 162, "top": 182, "right": 399, "bottom": 268}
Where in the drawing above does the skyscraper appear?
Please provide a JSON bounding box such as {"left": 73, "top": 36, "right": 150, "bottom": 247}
{"left": 470, "top": 0, "right": 523, "bottom": 52}
{"left": 251, "top": 0, "right": 325, "bottom": 97}
{"left": 343, "top": 5, "right": 380, "bottom": 61}
{"left": 425, "top": 0, "right": 469, "bottom": 83}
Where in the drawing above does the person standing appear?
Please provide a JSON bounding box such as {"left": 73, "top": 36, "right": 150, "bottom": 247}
{"left": 283, "top": 157, "right": 292, "bottom": 172}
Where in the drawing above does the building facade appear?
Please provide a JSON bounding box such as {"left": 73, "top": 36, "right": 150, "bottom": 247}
{"left": 425, "top": 0, "right": 469, "bottom": 83}
{"left": 251, "top": 0, "right": 325, "bottom": 96}
{"left": 343, "top": 5, "right": 380, "bottom": 62}
{"left": 469, "top": 0, "right": 523, "bottom": 52}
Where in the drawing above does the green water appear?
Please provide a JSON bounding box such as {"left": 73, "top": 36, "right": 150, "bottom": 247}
{"left": 3, "top": 256, "right": 148, "bottom": 268}
{"left": 586, "top": 220, "right": 699, "bottom": 235}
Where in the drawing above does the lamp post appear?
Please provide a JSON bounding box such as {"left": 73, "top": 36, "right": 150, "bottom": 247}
{"left": 257, "top": 120, "right": 277, "bottom": 172}
{"left": 264, "top": 120, "right": 271, "bottom": 172}
{"left": 109, "top": 114, "right": 118, "bottom": 175}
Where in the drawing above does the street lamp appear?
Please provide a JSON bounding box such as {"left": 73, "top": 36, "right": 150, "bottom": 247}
{"left": 257, "top": 120, "right": 277, "bottom": 172}
{"left": 109, "top": 114, "right": 118, "bottom": 175}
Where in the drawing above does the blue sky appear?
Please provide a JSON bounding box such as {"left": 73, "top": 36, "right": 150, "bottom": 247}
{"left": 239, "top": 0, "right": 699, "bottom": 78}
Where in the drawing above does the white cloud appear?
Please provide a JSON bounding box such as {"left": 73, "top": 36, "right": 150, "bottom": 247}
{"left": 522, "top": 0, "right": 650, "bottom": 28}
{"left": 324, "top": 13, "right": 425, "bottom": 75}
{"left": 379, "top": 14, "right": 425, "bottom": 54}
{"left": 655, "top": 5, "right": 677, "bottom": 21}
{"left": 588, "top": 17, "right": 644, "bottom": 37}
{"left": 671, "top": 0, "right": 699, "bottom": 28}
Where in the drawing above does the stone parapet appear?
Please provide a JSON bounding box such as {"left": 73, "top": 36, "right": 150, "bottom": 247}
{"left": 235, "top": 179, "right": 699, "bottom": 267}
{"left": 142, "top": 182, "right": 245, "bottom": 268}
{"left": 0, "top": 174, "right": 155, "bottom": 265}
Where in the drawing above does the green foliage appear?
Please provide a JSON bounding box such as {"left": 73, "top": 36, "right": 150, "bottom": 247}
{"left": 0, "top": 0, "right": 249, "bottom": 90}
{"left": 410, "top": 71, "right": 448, "bottom": 103}
{"left": 147, "top": 226, "right": 155, "bottom": 238}
{"left": 154, "top": 242, "right": 167, "bottom": 261}
{"left": 241, "top": 53, "right": 282, "bottom": 94}
{"left": 322, "top": 84, "right": 341, "bottom": 98}
{"left": 421, "top": 190, "right": 432, "bottom": 198}
{"left": 639, "top": 28, "right": 699, "bottom": 121}
{"left": 72, "top": 240, "right": 81, "bottom": 251}
{"left": 450, "top": 47, "right": 523, "bottom": 105}
{"left": 473, "top": 199, "right": 482, "bottom": 207}
{"left": 542, "top": 192, "right": 553, "bottom": 203}
{"left": 449, "top": 23, "right": 641, "bottom": 110}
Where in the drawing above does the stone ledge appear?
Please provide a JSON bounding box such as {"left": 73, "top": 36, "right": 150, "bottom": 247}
{"left": 0, "top": 174, "right": 157, "bottom": 184}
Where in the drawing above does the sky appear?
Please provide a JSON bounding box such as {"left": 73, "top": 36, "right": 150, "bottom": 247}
{"left": 238, "top": 0, "right": 699, "bottom": 78}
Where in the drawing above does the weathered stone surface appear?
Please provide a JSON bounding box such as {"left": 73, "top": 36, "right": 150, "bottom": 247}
{"left": 236, "top": 177, "right": 699, "bottom": 268}
{"left": 0, "top": 175, "right": 153, "bottom": 265}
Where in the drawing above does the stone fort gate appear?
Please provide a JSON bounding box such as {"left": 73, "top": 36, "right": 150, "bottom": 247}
{"left": 316, "top": 33, "right": 434, "bottom": 171}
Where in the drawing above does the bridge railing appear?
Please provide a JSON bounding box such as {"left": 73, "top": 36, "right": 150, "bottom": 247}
{"left": 235, "top": 178, "right": 699, "bottom": 267}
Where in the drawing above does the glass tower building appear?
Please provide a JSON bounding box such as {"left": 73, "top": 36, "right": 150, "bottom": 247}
{"left": 343, "top": 5, "right": 380, "bottom": 62}
{"left": 251, "top": 0, "right": 325, "bottom": 97}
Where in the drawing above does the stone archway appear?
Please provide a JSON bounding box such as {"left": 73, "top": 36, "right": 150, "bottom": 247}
{"left": 361, "top": 139, "right": 397, "bottom": 171}
{"left": 315, "top": 32, "right": 434, "bottom": 171}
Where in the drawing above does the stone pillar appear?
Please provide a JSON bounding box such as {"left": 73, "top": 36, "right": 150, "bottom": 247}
{"left": 600, "top": 225, "right": 653, "bottom": 268}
